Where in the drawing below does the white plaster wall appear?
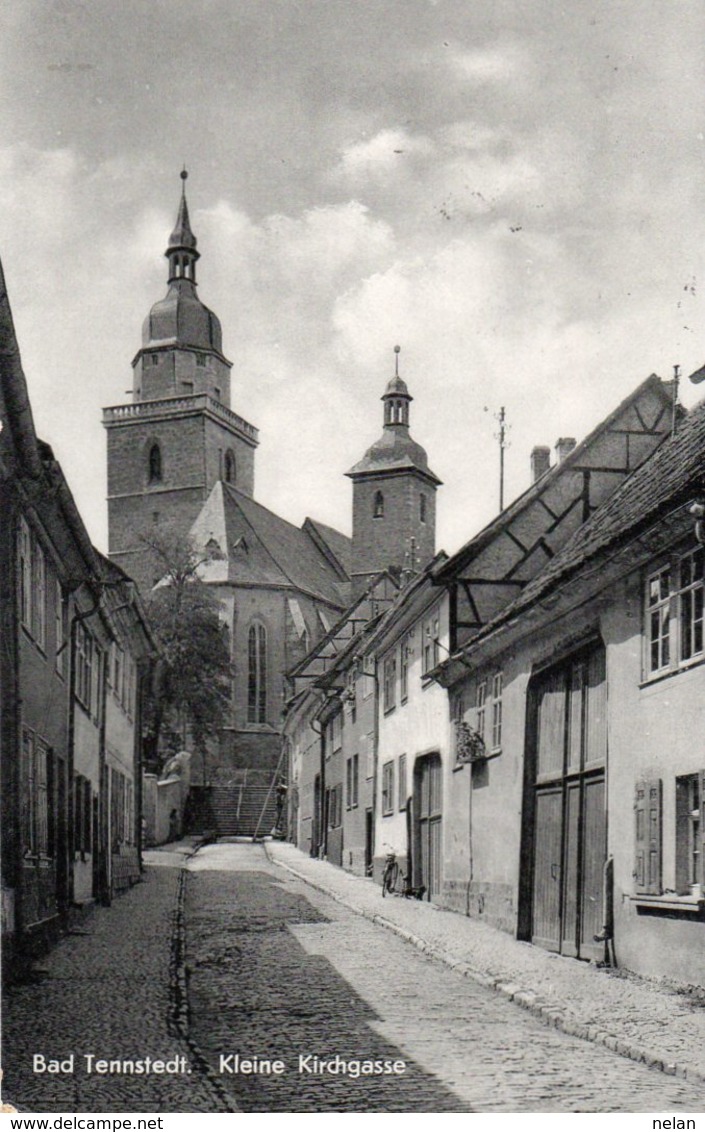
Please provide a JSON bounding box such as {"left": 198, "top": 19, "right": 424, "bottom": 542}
{"left": 374, "top": 595, "right": 450, "bottom": 863}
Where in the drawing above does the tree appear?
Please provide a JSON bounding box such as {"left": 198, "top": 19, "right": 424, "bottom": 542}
{"left": 140, "top": 528, "right": 232, "bottom": 772}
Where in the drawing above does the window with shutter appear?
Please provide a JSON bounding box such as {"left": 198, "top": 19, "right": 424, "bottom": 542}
{"left": 634, "top": 779, "right": 662, "bottom": 894}
{"left": 676, "top": 771, "right": 704, "bottom": 892}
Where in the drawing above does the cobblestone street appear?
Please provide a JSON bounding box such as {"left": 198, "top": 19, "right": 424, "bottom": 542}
{"left": 2, "top": 840, "right": 704, "bottom": 1114}
{"left": 185, "top": 843, "right": 704, "bottom": 1113}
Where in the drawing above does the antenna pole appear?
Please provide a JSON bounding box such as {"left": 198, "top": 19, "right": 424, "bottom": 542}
{"left": 672, "top": 364, "right": 680, "bottom": 435}
{"left": 498, "top": 406, "right": 506, "bottom": 511}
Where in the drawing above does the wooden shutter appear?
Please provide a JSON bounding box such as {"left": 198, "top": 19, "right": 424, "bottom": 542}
{"left": 634, "top": 779, "right": 662, "bottom": 894}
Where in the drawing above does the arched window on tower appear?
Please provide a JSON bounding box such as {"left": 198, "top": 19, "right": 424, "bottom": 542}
{"left": 224, "top": 450, "right": 236, "bottom": 485}
{"left": 419, "top": 493, "right": 427, "bottom": 523}
{"left": 148, "top": 443, "right": 162, "bottom": 484}
{"left": 248, "top": 623, "right": 267, "bottom": 724}
{"left": 373, "top": 491, "right": 384, "bottom": 519}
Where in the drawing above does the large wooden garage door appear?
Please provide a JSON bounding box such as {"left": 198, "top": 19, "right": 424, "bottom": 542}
{"left": 531, "top": 646, "right": 607, "bottom": 960}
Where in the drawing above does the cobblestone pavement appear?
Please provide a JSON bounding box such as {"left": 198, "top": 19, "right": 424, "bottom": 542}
{"left": 267, "top": 839, "right": 705, "bottom": 1085}
{"left": 184, "top": 842, "right": 704, "bottom": 1113}
{"left": 1, "top": 848, "right": 226, "bottom": 1114}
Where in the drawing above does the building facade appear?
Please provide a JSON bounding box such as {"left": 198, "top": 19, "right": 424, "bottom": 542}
{"left": 1, "top": 259, "right": 154, "bottom": 972}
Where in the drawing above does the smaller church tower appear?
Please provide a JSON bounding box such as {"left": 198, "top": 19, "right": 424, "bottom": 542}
{"left": 346, "top": 348, "right": 441, "bottom": 596}
{"left": 103, "top": 172, "right": 259, "bottom": 594}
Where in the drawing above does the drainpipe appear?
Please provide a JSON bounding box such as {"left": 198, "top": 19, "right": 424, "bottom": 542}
{"left": 98, "top": 645, "right": 110, "bottom": 906}
{"left": 135, "top": 661, "right": 148, "bottom": 872}
{"left": 465, "top": 754, "right": 474, "bottom": 918}
{"left": 371, "top": 659, "right": 380, "bottom": 882}
{"left": 593, "top": 854, "right": 614, "bottom": 964}
{"left": 310, "top": 715, "right": 322, "bottom": 858}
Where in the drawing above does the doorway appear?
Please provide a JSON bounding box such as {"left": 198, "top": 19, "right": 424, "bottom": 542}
{"left": 413, "top": 753, "right": 442, "bottom": 900}
{"left": 524, "top": 644, "right": 607, "bottom": 960}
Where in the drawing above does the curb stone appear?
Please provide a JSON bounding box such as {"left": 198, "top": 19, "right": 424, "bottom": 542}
{"left": 264, "top": 844, "right": 705, "bottom": 1087}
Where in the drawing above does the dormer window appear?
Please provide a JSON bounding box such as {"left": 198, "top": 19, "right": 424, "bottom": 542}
{"left": 148, "top": 443, "right": 162, "bottom": 484}
{"left": 373, "top": 491, "right": 384, "bottom": 519}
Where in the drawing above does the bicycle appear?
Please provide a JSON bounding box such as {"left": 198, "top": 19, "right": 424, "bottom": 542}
{"left": 381, "top": 850, "right": 426, "bottom": 899}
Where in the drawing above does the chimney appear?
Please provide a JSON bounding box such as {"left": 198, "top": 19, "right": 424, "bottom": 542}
{"left": 555, "top": 437, "right": 576, "bottom": 464}
{"left": 530, "top": 446, "right": 551, "bottom": 483}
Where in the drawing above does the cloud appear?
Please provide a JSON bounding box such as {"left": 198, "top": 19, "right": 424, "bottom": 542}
{"left": 333, "top": 128, "right": 435, "bottom": 184}
{"left": 445, "top": 43, "right": 529, "bottom": 85}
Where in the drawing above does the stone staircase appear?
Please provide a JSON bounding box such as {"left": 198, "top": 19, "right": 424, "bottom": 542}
{"left": 209, "top": 770, "right": 278, "bottom": 838}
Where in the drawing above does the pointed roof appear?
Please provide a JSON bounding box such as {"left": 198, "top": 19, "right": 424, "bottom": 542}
{"left": 189, "top": 482, "right": 351, "bottom": 608}
{"left": 168, "top": 171, "right": 198, "bottom": 251}
{"left": 138, "top": 171, "right": 226, "bottom": 359}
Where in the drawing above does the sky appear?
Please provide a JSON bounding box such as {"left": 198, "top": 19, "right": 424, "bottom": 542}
{"left": 2, "top": 0, "right": 705, "bottom": 556}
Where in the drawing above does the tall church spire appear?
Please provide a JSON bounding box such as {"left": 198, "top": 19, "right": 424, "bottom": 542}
{"left": 166, "top": 169, "right": 200, "bottom": 285}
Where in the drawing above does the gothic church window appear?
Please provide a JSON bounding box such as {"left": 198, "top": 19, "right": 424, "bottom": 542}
{"left": 148, "top": 443, "right": 162, "bottom": 484}
{"left": 224, "top": 450, "right": 236, "bottom": 484}
{"left": 373, "top": 491, "right": 384, "bottom": 518}
{"left": 248, "top": 623, "right": 267, "bottom": 724}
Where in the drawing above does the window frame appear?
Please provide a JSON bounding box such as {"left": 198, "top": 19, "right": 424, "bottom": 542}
{"left": 381, "top": 760, "right": 394, "bottom": 816}
{"left": 247, "top": 622, "right": 267, "bottom": 724}
{"left": 346, "top": 753, "right": 359, "bottom": 810}
{"left": 400, "top": 633, "right": 411, "bottom": 702}
{"left": 422, "top": 612, "right": 440, "bottom": 676}
{"left": 644, "top": 547, "right": 705, "bottom": 680}
{"left": 383, "top": 652, "right": 397, "bottom": 714}
{"left": 398, "top": 753, "right": 407, "bottom": 811}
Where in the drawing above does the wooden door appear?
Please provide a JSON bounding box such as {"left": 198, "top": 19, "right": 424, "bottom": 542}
{"left": 530, "top": 646, "right": 607, "bottom": 960}
{"left": 415, "top": 754, "right": 443, "bottom": 900}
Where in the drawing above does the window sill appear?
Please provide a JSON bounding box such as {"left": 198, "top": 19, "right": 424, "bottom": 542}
{"left": 640, "top": 654, "right": 705, "bottom": 688}
{"left": 383, "top": 706, "right": 396, "bottom": 716}
{"left": 630, "top": 893, "right": 705, "bottom": 913}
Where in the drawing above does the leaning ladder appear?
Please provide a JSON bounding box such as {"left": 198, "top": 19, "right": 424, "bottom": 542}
{"left": 252, "top": 746, "right": 286, "bottom": 842}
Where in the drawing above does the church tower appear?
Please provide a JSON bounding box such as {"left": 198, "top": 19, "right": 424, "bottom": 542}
{"left": 346, "top": 348, "right": 441, "bottom": 596}
{"left": 103, "top": 172, "right": 258, "bottom": 592}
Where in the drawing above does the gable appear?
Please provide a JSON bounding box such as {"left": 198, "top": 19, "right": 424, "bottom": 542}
{"left": 436, "top": 375, "right": 674, "bottom": 649}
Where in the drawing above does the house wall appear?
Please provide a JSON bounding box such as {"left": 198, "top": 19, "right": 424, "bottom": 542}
{"left": 606, "top": 571, "right": 705, "bottom": 986}
{"left": 340, "top": 674, "right": 376, "bottom": 876}
{"left": 17, "top": 557, "right": 69, "bottom": 934}
{"left": 442, "top": 653, "right": 529, "bottom": 933}
{"left": 374, "top": 594, "right": 450, "bottom": 889}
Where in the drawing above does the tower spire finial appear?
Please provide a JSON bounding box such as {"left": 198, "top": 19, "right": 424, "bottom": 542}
{"left": 166, "top": 169, "right": 199, "bottom": 284}
{"left": 394, "top": 344, "right": 401, "bottom": 377}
